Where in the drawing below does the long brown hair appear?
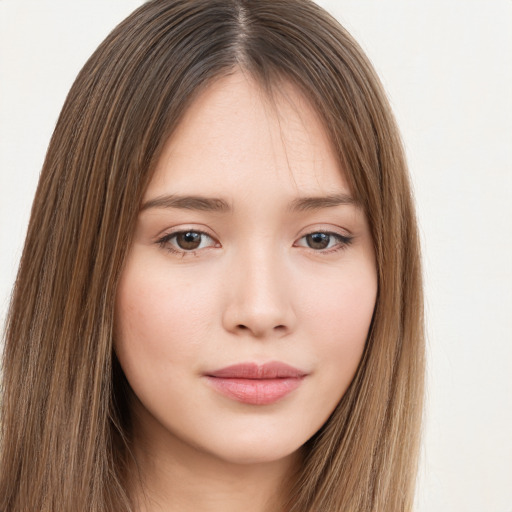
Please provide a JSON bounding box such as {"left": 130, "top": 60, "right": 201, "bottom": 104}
{"left": 0, "top": 1, "right": 424, "bottom": 510}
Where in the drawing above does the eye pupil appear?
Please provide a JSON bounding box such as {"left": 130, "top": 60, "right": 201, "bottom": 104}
{"left": 176, "top": 231, "right": 202, "bottom": 250}
{"left": 306, "top": 233, "right": 330, "bottom": 249}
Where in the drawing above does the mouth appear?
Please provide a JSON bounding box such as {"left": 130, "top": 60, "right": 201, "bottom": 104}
{"left": 204, "top": 361, "right": 307, "bottom": 405}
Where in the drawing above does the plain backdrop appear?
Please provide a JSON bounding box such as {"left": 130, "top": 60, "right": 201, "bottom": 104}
{"left": 1, "top": 1, "right": 511, "bottom": 511}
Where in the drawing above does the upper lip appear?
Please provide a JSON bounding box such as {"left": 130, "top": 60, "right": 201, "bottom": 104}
{"left": 206, "top": 361, "right": 307, "bottom": 379}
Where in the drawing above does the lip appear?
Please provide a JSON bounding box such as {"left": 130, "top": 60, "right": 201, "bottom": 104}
{"left": 204, "top": 362, "right": 307, "bottom": 405}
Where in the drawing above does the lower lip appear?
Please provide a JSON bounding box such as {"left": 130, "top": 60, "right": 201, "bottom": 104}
{"left": 205, "top": 376, "right": 304, "bottom": 405}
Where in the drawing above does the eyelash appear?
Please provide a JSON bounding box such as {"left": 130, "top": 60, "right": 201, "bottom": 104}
{"left": 156, "top": 229, "right": 353, "bottom": 257}
{"left": 294, "top": 232, "right": 353, "bottom": 254}
{"left": 156, "top": 229, "right": 217, "bottom": 258}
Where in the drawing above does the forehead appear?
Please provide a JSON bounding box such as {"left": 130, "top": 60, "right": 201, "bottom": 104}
{"left": 145, "top": 70, "right": 350, "bottom": 202}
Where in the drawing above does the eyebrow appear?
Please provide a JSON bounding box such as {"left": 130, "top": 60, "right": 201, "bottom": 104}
{"left": 140, "top": 192, "right": 357, "bottom": 213}
{"left": 140, "top": 195, "right": 231, "bottom": 212}
{"left": 288, "top": 193, "right": 357, "bottom": 211}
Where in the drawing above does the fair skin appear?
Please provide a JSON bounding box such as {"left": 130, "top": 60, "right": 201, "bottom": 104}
{"left": 115, "top": 71, "right": 377, "bottom": 512}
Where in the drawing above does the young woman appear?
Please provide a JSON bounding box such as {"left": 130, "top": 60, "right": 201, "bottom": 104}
{"left": 0, "top": 1, "right": 424, "bottom": 511}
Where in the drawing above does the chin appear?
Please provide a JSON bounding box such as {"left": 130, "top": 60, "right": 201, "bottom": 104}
{"left": 196, "top": 430, "right": 307, "bottom": 467}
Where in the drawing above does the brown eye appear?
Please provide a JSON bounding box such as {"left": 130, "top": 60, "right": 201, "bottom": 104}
{"left": 295, "top": 231, "right": 354, "bottom": 253}
{"left": 158, "top": 230, "right": 217, "bottom": 254}
{"left": 175, "top": 231, "right": 202, "bottom": 250}
{"left": 305, "top": 233, "right": 330, "bottom": 250}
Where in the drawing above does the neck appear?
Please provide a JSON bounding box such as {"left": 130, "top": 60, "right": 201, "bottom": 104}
{"left": 127, "top": 413, "right": 301, "bottom": 512}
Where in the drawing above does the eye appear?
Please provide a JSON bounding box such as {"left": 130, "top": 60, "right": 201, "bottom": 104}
{"left": 157, "top": 230, "right": 218, "bottom": 254}
{"left": 295, "top": 231, "right": 353, "bottom": 252}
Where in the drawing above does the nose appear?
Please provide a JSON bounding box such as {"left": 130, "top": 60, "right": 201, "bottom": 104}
{"left": 222, "top": 246, "right": 296, "bottom": 339}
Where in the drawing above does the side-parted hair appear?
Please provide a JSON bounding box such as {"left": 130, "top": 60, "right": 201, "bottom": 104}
{"left": 0, "top": 1, "right": 424, "bottom": 510}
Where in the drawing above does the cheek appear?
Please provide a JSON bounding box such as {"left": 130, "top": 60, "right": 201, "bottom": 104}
{"left": 113, "top": 254, "right": 215, "bottom": 380}
{"left": 299, "top": 261, "right": 377, "bottom": 392}
{"left": 303, "top": 260, "right": 377, "bottom": 341}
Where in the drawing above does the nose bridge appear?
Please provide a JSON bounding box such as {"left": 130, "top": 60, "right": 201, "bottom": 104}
{"left": 223, "top": 238, "right": 295, "bottom": 338}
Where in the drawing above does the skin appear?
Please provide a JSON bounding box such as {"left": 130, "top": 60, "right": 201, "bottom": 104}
{"left": 115, "top": 70, "right": 377, "bottom": 512}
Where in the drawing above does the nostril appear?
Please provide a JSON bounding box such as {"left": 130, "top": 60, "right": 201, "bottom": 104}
{"left": 234, "top": 324, "right": 286, "bottom": 335}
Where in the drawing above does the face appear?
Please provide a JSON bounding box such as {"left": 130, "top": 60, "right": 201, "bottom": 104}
{"left": 115, "top": 72, "right": 377, "bottom": 467}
